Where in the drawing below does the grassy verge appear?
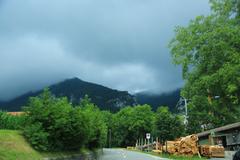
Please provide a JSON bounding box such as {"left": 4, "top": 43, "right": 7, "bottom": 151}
{"left": 0, "top": 130, "right": 87, "bottom": 160}
{"left": 0, "top": 130, "right": 42, "bottom": 160}
{"left": 40, "top": 148, "right": 90, "bottom": 159}
{"left": 149, "top": 152, "right": 207, "bottom": 160}
{"left": 126, "top": 149, "right": 207, "bottom": 160}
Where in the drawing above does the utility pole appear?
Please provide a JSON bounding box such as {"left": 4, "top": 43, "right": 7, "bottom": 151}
{"left": 176, "top": 97, "right": 189, "bottom": 128}
{"left": 183, "top": 97, "right": 188, "bottom": 126}
{"left": 148, "top": 138, "right": 150, "bottom": 152}
{"left": 108, "top": 129, "right": 111, "bottom": 148}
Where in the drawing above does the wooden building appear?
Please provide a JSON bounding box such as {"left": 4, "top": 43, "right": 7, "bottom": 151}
{"left": 197, "top": 122, "right": 240, "bottom": 151}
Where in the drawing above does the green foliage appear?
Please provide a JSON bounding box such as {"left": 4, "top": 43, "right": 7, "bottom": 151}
{"left": 0, "top": 111, "right": 26, "bottom": 130}
{"left": 155, "top": 107, "right": 185, "bottom": 142}
{"left": 79, "top": 95, "right": 108, "bottom": 149}
{"left": 111, "top": 105, "right": 154, "bottom": 147}
{"left": 21, "top": 90, "right": 189, "bottom": 150}
{"left": 169, "top": 0, "right": 240, "bottom": 133}
{"left": 210, "top": 0, "right": 240, "bottom": 19}
{"left": 105, "top": 105, "right": 185, "bottom": 147}
{"left": 23, "top": 89, "right": 89, "bottom": 151}
{"left": 23, "top": 122, "right": 49, "bottom": 151}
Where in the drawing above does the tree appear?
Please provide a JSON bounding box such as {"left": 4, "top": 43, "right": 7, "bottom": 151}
{"left": 79, "top": 95, "right": 108, "bottom": 149}
{"left": 169, "top": 0, "right": 240, "bottom": 133}
{"left": 23, "top": 89, "right": 89, "bottom": 151}
{"left": 155, "top": 107, "right": 185, "bottom": 142}
{"left": 111, "top": 105, "right": 154, "bottom": 147}
{"left": 101, "top": 111, "right": 113, "bottom": 148}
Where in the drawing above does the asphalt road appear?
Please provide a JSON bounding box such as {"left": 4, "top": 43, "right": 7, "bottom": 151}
{"left": 98, "top": 149, "right": 169, "bottom": 160}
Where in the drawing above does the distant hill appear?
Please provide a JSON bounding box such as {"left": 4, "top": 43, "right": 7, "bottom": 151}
{"left": 0, "top": 78, "right": 137, "bottom": 112}
{"left": 135, "top": 89, "right": 181, "bottom": 112}
{"left": 0, "top": 78, "right": 181, "bottom": 112}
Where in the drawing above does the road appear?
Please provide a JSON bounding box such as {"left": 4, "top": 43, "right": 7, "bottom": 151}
{"left": 98, "top": 149, "right": 169, "bottom": 160}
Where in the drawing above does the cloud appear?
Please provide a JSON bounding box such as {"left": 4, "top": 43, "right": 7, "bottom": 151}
{"left": 0, "top": 0, "right": 210, "bottom": 100}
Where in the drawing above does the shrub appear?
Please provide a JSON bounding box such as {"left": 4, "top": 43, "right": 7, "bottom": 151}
{"left": 23, "top": 89, "right": 89, "bottom": 151}
{"left": 24, "top": 122, "right": 49, "bottom": 151}
{"left": 0, "top": 111, "right": 26, "bottom": 130}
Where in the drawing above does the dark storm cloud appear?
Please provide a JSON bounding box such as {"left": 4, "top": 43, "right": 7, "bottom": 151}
{"left": 0, "top": 0, "right": 210, "bottom": 100}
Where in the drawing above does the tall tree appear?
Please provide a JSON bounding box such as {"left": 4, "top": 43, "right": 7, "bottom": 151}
{"left": 111, "top": 105, "right": 154, "bottom": 147}
{"left": 79, "top": 95, "right": 108, "bottom": 149}
{"left": 169, "top": 0, "right": 240, "bottom": 133}
{"left": 155, "top": 107, "right": 185, "bottom": 142}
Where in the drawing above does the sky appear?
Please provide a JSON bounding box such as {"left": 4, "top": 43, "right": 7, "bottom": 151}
{"left": 0, "top": 0, "right": 210, "bottom": 101}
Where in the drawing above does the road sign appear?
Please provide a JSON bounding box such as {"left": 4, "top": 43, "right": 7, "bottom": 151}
{"left": 146, "top": 133, "right": 150, "bottom": 139}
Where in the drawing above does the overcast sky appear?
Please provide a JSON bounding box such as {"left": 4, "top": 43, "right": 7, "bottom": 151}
{"left": 0, "top": 0, "right": 210, "bottom": 101}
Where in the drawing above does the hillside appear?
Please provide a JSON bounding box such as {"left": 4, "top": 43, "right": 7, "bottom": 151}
{"left": 0, "top": 130, "right": 95, "bottom": 160}
{"left": 135, "top": 89, "right": 181, "bottom": 112}
{"left": 0, "top": 130, "right": 42, "bottom": 160}
{"left": 0, "top": 78, "right": 136, "bottom": 112}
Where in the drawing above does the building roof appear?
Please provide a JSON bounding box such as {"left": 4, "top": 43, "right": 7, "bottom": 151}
{"left": 7, "top": 112, "right": 24, "bottom": 116}
{"left": 197, "top": 122, "right": 240, "bottom": 138}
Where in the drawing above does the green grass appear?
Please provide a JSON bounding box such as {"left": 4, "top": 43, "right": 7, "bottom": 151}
{"left": 126, "top": 149, "right": 207, "bottom": 160}
{"left": 0, "top": 130, "right": 86, "bottom": 160}
{"left": 150, "top": 152, "right": 207, "bottom": 160}
{"left": 0, "top": 130, "right": 42, "bottom": 160}
{"left": 40, "top": 148, "right": 88, "bottom": 159}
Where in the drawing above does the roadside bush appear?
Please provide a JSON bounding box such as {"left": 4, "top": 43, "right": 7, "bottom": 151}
{"left": 23, "top": 89, "right": 89, "bottom": 151}
{"left": 0, "top": 111, "right": 26, "bottom": 130}
{"left": 24, "top": 122, "right": 50, "bottom": 151}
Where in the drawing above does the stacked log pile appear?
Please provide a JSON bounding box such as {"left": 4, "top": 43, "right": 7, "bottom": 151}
{"left": 163, "top": 141, "right": 179, "bottom": 154}
{"left": 136, "top": 134, "right": 225, "bottom": 158}
{"left": 199, "top": 145, "right": 225, "bottom": 158}
{"left": 178, "top": 134, "right": 199, "bottom": 155}
{"left": 162, "top": 134, "right": 199, "bottom": 156}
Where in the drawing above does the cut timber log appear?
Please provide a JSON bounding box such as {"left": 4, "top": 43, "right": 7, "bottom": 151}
{"left": 199, "top": 145, "right": 225, "bottom": 158}
{"left": 163, "top": 134, "right": 199, "bottom": 156}
{"left": 178, "top": 134, "right": 199, "bottom": 155}
{"left": 163, "top": 141, "right": 179, "bottom": 154}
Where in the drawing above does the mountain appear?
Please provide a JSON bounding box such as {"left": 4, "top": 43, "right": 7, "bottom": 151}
{"left": 135, "top": 89, "right": 181, "bottom": 112}
{"left": 0, "top": 78, "right": 137, "bottom": 112}
{"left": 0, "top": 101, "right": 4, "bottom": 108}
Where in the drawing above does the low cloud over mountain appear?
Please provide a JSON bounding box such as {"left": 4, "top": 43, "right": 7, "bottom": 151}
{"left": 0, "top": 0, "right": 210, "bottom": 100}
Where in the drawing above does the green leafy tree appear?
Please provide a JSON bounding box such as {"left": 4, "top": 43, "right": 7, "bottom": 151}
{"left": 155, "top": 106, "right": 185, "bottom": 142}
{"left": 79, "top": 95, "right": 108, "bottom": 149}
{"left": 169, "top": 0, "right": 240, "bottom": 133}
{"left": 101, "top": 111, "right": 113, "bottom": 148}
{"left": 24, "top": 89, "right": 88, "bottom": 151}
{"left": 111, "top": 105, "right": 154, "bottom": 147}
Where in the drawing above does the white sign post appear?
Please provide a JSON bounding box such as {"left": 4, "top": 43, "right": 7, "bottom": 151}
{"left": 146, "top": 133, "right": 150, "bottom": 140}
{"left": 146, "top": 133, "right": 151, "bottom": 152}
